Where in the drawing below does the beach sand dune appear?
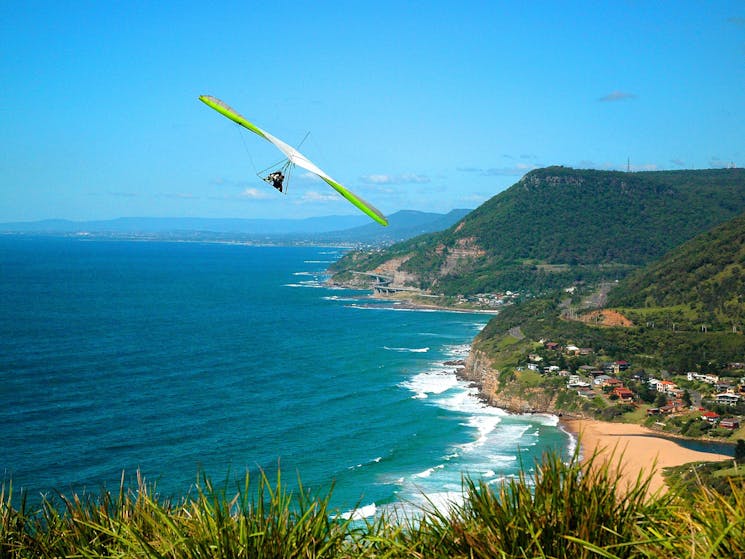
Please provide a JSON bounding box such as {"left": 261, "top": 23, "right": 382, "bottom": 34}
{"left": 563, "top": 419, "right": 732, "bottom": 495}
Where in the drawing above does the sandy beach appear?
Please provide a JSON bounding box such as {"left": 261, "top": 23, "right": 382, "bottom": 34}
{"left": 562, "top": 418, "right": 733, "bottom": 494}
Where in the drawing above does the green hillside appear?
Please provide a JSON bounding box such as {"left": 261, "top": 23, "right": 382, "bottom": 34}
{"left": 474, "top": 211, "right": 745, "bottom": 370}
{"left": 606, "top": 211, "right": 745, "bottom": 331}
{"left": 331, "top": 167, "right": 745, "bottom": 295}
{"left": 466, "top": 212, "right": 745, "bottom": 424}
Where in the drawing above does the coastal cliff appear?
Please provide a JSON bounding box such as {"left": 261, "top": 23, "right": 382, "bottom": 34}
{"left": 461, "top": 348, "right": 563, "bottom": 415}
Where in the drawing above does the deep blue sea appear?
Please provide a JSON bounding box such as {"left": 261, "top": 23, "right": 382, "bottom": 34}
{"left": 1, "top": 237, "right": 570, "bottom": 518}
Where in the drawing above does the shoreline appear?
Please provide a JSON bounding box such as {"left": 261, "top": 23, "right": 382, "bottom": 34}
{"left": 343, "top": 284, "right": 736, "bottom": 493}
{"left": 327, "top": 284, "right": 501, "bottom": 315}
{"left": 561, "top": 417, "right": 733, "bottom": 494}
{"left": 370, "top": 297, "right": 500, "bottom": 314}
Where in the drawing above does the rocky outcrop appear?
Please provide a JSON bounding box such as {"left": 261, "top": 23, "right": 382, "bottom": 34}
{"left": 371, "top": 256, "right": 419, "bottom": 289}
{"left": 437, "top": 237, "right": 486, "bottom": 278}
{"left": 460, "top": 348, "right": 562, "bottom": 414}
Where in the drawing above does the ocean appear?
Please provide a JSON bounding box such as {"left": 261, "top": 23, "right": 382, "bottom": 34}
{"left": 0, "top": 237, "right": 570, "bottom": 517}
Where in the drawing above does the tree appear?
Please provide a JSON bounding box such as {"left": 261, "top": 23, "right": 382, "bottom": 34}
{"left": 682, "top": 389, "right": 692, "bottom": 408}
{"left": 735, "top": 439, "right": 745, "bottom": 465}
{"left": 655, "top": 392, "right": 668, "bottom": 408}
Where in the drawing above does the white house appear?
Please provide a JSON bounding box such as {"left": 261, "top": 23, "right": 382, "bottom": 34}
{"left": 593, "top": 374, "right": 612, "bottom": 386}
{"left": 657, "top": 380, "right": 677, "bottom": 393}
{"left": 716, "top": 393, "right": 742, "bottom": 406}
{"left": 567, "top": 374, "right": 591, "bottom": 389}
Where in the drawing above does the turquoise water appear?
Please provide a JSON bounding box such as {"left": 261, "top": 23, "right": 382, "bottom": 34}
{"left": 0, "top": 237, "right": 569, "bottom": 517}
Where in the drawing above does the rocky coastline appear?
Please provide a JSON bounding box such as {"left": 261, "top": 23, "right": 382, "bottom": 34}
{"left": 457, "top": 348, "right": 566, "bottom": 415}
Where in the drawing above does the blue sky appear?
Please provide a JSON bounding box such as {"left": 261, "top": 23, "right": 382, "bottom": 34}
{"left": 1, "top": 1, "right": 744, "bottom": 222}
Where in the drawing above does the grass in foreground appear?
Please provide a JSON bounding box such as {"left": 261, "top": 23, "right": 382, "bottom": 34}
{"left": 2, "top": 450, "right": 744, "bottom": 558}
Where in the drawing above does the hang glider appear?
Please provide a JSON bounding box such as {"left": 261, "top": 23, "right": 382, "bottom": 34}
{"left": 199, "top": 95, "right": 388, "bottom": 226}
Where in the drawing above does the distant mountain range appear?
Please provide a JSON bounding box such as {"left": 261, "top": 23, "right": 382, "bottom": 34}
{"left": 330, "top": 167, "right": 745, "bottom": 294}
{"left": 0, "top": 210, "right": 471, "bottom": 245}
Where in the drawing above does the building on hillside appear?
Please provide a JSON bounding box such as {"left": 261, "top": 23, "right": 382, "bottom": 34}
{"left": 603, "top": 378, "right": 624, "bottom": 389}
{"left": 701, "top": 411, "right": 720, "bottom": 423}
{"left": 567, "top": 374, "right": 591, "bottom": 389}
{"left": 593, "top": 374, "right": 612, "bottom": 386}
{"left": 716, "top": 393, "right": 742, "bottom": 406}
{"left": 715, "top": 381, "right": 734, "bottom": 393}
{"left": 657, "top": 380, "right": 677, "bottom": 394}
{"left": 687, "top": 372, "right": 719, "bottom": 384}
{"left": 720, "top": 418, "right": 741, "bottom": 430}
{"left": 660, "top": 403, "right": 679, "bottom": 414}
{"left": 613, "top": 387, "right": 635, "bottom": 401}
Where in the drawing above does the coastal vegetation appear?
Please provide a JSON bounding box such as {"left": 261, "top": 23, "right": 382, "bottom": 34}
{"left": 459, "top": 208, "right": 745, "bottom": 441}
{"left": 2, "top": 452, "right": 744, "bottom": 558}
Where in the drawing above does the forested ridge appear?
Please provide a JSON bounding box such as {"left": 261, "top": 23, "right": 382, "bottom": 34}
{"left": 330, "top": 167, "right": 745, "bottom": 294}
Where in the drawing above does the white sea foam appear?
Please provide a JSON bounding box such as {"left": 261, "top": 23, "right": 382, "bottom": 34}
{"left": 401, "top": 369, "right": 459, "bottom": 399}
{"left": 348, "top": 456, "right": 383, "bottom": 470}
{"left": 386, "top": 483, "right": 467, "bottom": 520}
{"left": 348, "top": 304, "right": 438, "bottom": 313}
{"left": 345, "top": 304, "right": 390, "bottom": 311}
{"left": 345, "top": 305, "right": 566, "bottom": 521}
{"left": 322, "top": 295, "right": 360, "bottom": 302}
{"left": 284, "top": 280, "right": 323, "bottom": 288}
{"left": 415, "top": 467, "right": 434, "bottom": 478}
{"left": 531, "top": 413, "right": 560, "bottom": 427}
{"left": 384, "top": 346, "right": 430, "bottom": 353}
{"left": 459, "top": 414, "right": 504, "bottom": 450}
{"left": 443, "top": 343, "right": 471, "bottom": 357}
{"left": 414, "top": 464, "right": 445, "bottom": 478}
{"left": 418, "top": 490, "right": 464, "bottom": 513}
{"left": 341, "top": 502, "right": 377, "bottom": 520}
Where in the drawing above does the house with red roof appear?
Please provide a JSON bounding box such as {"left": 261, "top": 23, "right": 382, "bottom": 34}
{"left": 613, "top": 387, "right": 634, "bottom": 401}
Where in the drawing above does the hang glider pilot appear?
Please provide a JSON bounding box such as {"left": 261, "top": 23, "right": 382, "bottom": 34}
{"left": 266, "top": 171, "right": 285, "bottom": 192}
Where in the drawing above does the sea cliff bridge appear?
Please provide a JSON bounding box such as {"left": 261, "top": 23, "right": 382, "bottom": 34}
{"left": 352, "top": 271, "right": 421, "bottom": 295}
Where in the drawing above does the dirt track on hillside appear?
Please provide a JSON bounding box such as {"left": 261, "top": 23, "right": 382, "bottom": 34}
{"left": 578, "top": 309, "right": 634, "bottom": 327}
